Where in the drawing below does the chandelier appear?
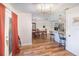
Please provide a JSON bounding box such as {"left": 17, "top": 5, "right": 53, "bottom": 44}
{"left": 36, "top": 4, "right": 53, "bottom": 16}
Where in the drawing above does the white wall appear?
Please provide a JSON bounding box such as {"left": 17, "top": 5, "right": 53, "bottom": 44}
{"left": 18, "top": 12, "right": 32, "bottom": 46}
{"left": 66, "top": 5, "right": 79, "bottom": 55}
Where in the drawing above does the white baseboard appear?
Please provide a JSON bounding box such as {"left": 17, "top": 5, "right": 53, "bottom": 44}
{"left": 21, "top": 43, "right": 32, "bottom": 46}
{"left": 66, "top": 47, "right": 76, "bottom": 56}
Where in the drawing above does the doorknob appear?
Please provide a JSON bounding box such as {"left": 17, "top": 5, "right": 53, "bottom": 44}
{"left": 68, "top": 35, "right": 71, "bottom": 37}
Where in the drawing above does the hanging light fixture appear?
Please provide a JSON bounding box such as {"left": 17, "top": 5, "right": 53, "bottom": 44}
{"left": 36, "top": 3, "right": 53, "bottom": 16}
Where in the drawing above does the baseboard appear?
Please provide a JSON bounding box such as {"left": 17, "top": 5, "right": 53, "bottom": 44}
{"left": 66, "top": 47, "right": 76, "bottom": 56}
{"left": 21, "top": 43, "right": 32, "bottom": 46}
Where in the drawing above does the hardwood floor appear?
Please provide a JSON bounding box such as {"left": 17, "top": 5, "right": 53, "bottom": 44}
{"left": 16, "top": 38, "right": 74, "bottom": 56}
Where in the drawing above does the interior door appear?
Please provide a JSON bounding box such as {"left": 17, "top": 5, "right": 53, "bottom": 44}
{"left": 66, "top": 7, "right": 79, "bottom": 55}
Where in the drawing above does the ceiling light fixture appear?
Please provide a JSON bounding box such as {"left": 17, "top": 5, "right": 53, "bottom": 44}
{"left": 36, "top": 4, "right": 53, "bottom": 15}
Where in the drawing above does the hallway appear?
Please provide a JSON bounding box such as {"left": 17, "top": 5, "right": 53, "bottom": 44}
{"left": 1, "top": 3, "right": 79, "bottom": 56}
{"left": 17, "top": 38, "right": 74, "bottom": 56}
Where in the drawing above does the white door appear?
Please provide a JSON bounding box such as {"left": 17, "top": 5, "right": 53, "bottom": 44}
{"left": 66, "top": 6, "right": 79, "bottom": 55}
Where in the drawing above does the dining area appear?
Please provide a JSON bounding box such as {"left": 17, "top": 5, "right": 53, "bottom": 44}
{"left": 32, "top": 22, "right": 51, "bottom": 44}
{"left": 32, "top": 29, "right": 47, "bottom": 39}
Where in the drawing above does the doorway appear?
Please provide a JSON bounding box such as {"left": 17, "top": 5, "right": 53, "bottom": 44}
{"left": 5, "top": 8, "right": 12, "bottom": 56}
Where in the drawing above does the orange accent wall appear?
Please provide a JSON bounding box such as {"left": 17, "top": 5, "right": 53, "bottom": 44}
{"left": 0, "top": 3, "right": 5, "bottom": 56}
{"left": 12, "top": 12, "right": 20, "bottom": 56}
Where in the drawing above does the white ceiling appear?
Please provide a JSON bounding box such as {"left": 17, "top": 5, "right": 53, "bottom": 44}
{"left": 10, "top": 3, "right": 79, "bottom": 20}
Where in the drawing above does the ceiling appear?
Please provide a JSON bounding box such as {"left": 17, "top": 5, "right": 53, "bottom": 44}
{"left": 10, "top": 3, "right": 79, "bottom": 20}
